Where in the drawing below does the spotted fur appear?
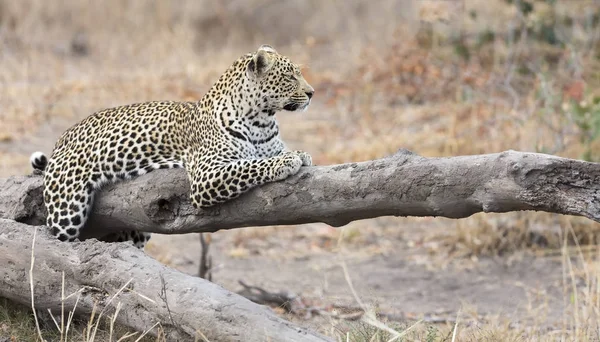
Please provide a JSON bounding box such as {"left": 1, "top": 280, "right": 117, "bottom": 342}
{"left": 31, "top": 45, "right": 314, "bottom": 248}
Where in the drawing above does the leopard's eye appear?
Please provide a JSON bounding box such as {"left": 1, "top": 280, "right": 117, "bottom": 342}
{"left": 285, "top": 73, "right": 296, "bottom": 81}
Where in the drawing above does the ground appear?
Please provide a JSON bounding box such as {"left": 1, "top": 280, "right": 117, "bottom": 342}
{"left": 150, "top": 222, "right": 567, "bottom": 332}
{"left": 2, "top": 0, "right": 600, "bottom": 340}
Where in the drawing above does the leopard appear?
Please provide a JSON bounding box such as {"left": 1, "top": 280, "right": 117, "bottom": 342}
{"left": 30, "top": 44, "right": 314, "bottom": 249}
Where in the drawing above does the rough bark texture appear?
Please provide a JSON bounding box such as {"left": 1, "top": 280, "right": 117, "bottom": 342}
{"left": 0, "top": 219, "right": 331, "bottom": 342}
{"left": 2, "top": 149, "right": 600, "bottom": 340}
{"left": 2, "top": 150, "right": 600, "bottom": 239}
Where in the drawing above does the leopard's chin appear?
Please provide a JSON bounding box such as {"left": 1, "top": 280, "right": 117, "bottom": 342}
{"left": 300, "top": 101, "right": 310, "bottom": 112}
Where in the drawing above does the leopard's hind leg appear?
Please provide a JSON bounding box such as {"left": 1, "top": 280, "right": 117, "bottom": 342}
{"left": 43, "top": 159, "right": 96, "bottom": 242}
{"left": 44, "top": 151, "right": 183, "bottom": 247}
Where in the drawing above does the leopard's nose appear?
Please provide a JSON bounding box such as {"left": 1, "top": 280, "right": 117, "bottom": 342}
{"left": 305, "top": 90, "right": 314, "bottom": 99}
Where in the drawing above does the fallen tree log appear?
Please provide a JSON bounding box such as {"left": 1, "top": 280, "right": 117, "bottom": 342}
{"left": 0, "top": 219, "right": 331, "bottom": 341}
{"left": 1, "top": 149, "right": 600, "bottom": 340}
{"left": 1, "top": 149, "right": 599, "bottom": 240}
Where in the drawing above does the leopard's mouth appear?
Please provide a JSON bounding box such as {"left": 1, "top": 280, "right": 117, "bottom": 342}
{"left": 283, "top": 99, "right": 310, "bottom": 112}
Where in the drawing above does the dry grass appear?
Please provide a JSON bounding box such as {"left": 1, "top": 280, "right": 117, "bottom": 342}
{"left": 0, "top": 298, "right": 163, "bottom": 342}
{"left": 3, "top": 0, "right": 600, "bottom": 340}
{"left": 1, "top": 229, "right": 165, "bottom": 342}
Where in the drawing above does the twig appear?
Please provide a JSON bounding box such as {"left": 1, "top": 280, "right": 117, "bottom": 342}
{"left": 236, "top": 278, "right": 465, "bottom": 325}
{"left": 88, "top": 278, "right": 134, "bottom": 341}
{"left": 340, "top": 261, "right": 367, "bottom": 311}
{"left": 109, "top": 302, "right": 123, "bottom": 342}
{"left": 159, "top": 274, "right": 176, "bottom": 327}
{"left": 198, "top": 233, "right": 212, "bottom": 281}
{"left": 237, "top": 280, "right": 297, "bottom": 312}
{"left": 195, "top": 329, "right": 211, "bottom": 342}
{"left": 451, "top": 309, "right": 461, "bottom": 342}
{"left": 134, "top": 322, "right": 160, "bottom": 342}
{"left": 29, "top": 228, "right": 45, "bottom": 342}
{"left": 64, "top": 291, "right": 81, "bottom": 341}
{"left": 236, "top": 275, "right": 461, "bottom": 341}
{"left": 61, "top": 271, "right": 65, "bottom": 342}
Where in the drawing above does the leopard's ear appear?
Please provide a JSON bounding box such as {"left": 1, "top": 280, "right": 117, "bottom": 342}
{"left": 258, "top": 44, "right": 277, "bottom": 54}
{"left": 247, "top": 45, "right": 276, "bottom": 80}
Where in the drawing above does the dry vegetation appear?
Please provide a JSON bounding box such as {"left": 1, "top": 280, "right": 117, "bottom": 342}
{"left": 2, "top": 0, "right": 600, "bottom": 341}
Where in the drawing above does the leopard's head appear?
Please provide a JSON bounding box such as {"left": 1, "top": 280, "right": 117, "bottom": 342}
{"left": 245, "top": 45, "right": 314, "bottom": 113}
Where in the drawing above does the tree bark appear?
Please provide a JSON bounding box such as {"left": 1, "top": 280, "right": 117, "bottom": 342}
{"left": 2, "top": 149, "right": 600, "bottom": 340}
{"left": 0, "top": 219, "right": 331, "bottom": 342}
{"left": 2, "top": 149, "right": 599, "bottom": 239}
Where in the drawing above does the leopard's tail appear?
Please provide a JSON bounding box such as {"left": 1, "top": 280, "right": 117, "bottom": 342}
{"left": 30, "top": 151, "right": 48, "bottom": 172}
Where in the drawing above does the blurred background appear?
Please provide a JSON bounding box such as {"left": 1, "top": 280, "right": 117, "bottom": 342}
{"left": 2, "top": 0, "right": 600, "bottom": 340}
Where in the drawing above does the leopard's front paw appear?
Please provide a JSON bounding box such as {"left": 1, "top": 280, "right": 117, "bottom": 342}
{"left": 272, "top": 152, "right": 303, "bottom": 181}
{"left": 293, "top": 150, "right": 312, "bottom": 166}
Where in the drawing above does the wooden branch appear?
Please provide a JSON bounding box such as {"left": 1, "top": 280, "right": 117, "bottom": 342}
{"left": 0, "top": 219, "right": 331, "bottom": 342}
{"left": 2, "top": 150, "right": 599, "bottom": 240}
